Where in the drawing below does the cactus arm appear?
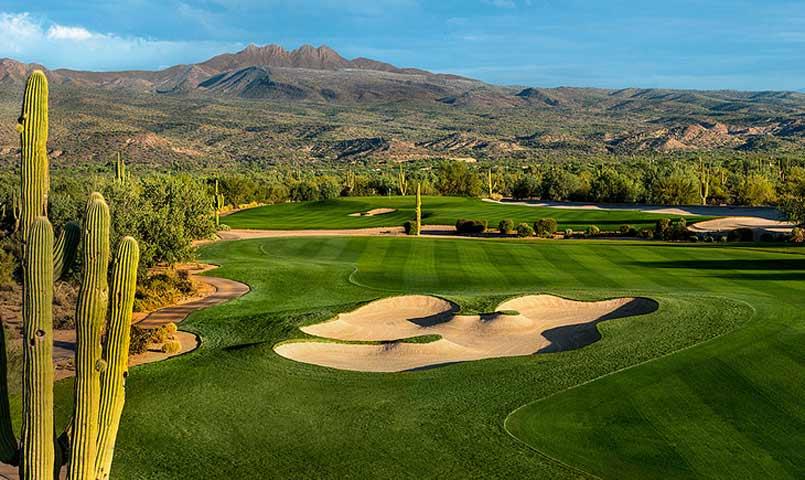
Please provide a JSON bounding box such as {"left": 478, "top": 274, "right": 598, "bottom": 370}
{"left": 94, "top": 236, "right": 139, "bottom": 480}
{"left": 18, "top": 71, "right": 50, "bottom": 244}
{"left": 0, "top": 319, "right": 18, "bottom": 465}
{"left": 53, "top": 221, "right": 81, "bottom": 280}
{"left": 68, "top": 193, "right": 111, "bottom": 480}
{"left": 19, "top": 217, "right": 55, "bottom": 479}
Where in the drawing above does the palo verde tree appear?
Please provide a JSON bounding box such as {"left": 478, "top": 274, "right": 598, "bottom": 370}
{"left": 0, "top": 70, "right": 141, "bottom": 480}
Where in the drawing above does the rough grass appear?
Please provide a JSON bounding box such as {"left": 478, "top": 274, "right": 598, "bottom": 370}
{"left": 225, "top": 196, "right": 706, "bottom": 231}
{"left": 35, "top": 237, "right": 805, "bottom": 479}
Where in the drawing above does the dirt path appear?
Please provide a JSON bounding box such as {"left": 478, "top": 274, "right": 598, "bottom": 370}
{"left": 49, "top": 265, "right": 249, "bottom": 379}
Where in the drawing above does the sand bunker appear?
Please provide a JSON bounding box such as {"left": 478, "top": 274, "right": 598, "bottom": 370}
{"left": 689, "top": 216, "right": 795, "bottom": 239}
{"left": 274, "top": 294, "right": 658, "bottom": 372}
{"left": 348, "top": 208, "right": 397, "bottom": 217}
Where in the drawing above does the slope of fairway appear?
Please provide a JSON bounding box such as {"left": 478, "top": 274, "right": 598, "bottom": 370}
{"left": 44, "top": 238, "right": 804, "bottom": 479}
{"left": 225, "top": 196, "right": 705, "bottom": 230}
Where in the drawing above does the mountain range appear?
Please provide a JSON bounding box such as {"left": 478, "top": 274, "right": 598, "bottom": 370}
{"left": 1, "top": 44, "right": 805, "bottom": 167}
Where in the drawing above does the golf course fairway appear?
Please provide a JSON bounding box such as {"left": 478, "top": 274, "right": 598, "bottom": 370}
{"left": 46, "top": 236, "right": 803, "bottom": 479}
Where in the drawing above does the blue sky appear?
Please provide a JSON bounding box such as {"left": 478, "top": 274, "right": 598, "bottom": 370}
{"left": 1, "top": 0, "right": 803, "bottom": 91}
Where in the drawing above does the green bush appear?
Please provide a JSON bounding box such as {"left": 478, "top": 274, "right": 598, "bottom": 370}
{"left": 516, "top": 223, "right": 534, "bottom": 237}
{"left": 403, "top": 221, "right": 418, "bottom": 235}
{"left": 640, "top": 228, "right": 654, "bottom": 240}
{"left": 564, "top": 228, "right": 574, "bottom": 238}
{"left": 655, "top": 218, "right": 672, "bottom": 239}
{"left": 455, "top": 219, "right": 487, "bottom": 234}
{"left": 619, "top": 224, "right": 638, "bottom": 236}
{"left": 498, "top": 219, "right": 515, "bottom": 234}
{"left": 728, "top": 228, "right": 754, "bottom": 242}
{"left": 586, "top": 225, "right": 600, "bottom": 237}
{"left": 791, "top": 227, "right": 805, "bottom": 244}
{"left": 534, "top": 218, "right": 558, "bottom": 237}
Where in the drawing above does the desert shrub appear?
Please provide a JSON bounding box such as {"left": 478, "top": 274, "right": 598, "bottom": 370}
{"left": 564, "top": 228, "right": 574, "bottom": 238}
{"left": 153, "top": 325, "right": 171, "bottom": 343}
{"left": 0, "top": 244, "right": 16, "bottom": 288}
{"left": 489, "top": 192, "right": 503, "bottom": 201}
{"left": 161, "top": 340, "right": 182, "bottom": 354}
{"left": 218, "top": 223, "right": 231, "bottom": 231}
{"left": 516, "top": 223, "right": 534, "bottom": 237}
{"left": 640, "top": 229, "right": 654, "bottom": 240}
{"left": 586, "top": 225, "right": 600, "bottom": 237}
{"left": 436, "top": 161, "right": 483, "bottom": 197}
{"left": 129, "top": 326, "right": 154, "bottom": 355}
{"left": 455, "top": 219, "right": 487, "bottom": 234}
{"left": 534, "top": 218, "right": 558, "bottom": 237}
{"left": 164, "top": 322, "right": 178, "bottom": 336}
{"left": 134, "top": 269, "right": 196, "bottom": 312}
{"left": 791, "top": 227, "right": 805, "bottom": 244}
{"left": 498, "top": 219, "right": 514, "bottom": 234}
{"left": 728, "top": 228, "right": 754, "bottom": 242}
{"left": 511, "top": 176, "right": 541, "bottom": 200}
{"left": 655, "top": 218, "right": 672, "bottom": 239}
{"left": 317, "top": 176, "right": 342, "bottom": 200}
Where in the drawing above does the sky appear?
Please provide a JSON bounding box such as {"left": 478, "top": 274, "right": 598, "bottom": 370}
{"left": 0, "top": 0, "right": 803, "bottom": 91}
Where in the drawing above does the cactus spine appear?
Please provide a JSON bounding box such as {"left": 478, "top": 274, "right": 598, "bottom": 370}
{"left": 95, "top": 236, "right": 139, "bottom": 479}
{"left": 20, "top": 217, "right": 55, "bottom": 480}
{"left": 68, "top": 193, "right": 111, "bottom": 480}
{"left": 0, "top": 70, "right": 141, "bottom": 480}
{"left": 415, "top": 183, "right": 422, "bottom": 236}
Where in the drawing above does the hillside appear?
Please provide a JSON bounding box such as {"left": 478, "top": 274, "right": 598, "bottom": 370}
{"left": 1, "top": 45, "right": 805, "bottom": 168}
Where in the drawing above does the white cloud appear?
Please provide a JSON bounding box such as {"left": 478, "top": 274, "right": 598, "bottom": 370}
{"left": 46, "top": 25, "right": 97, "bottom": 41}
{"left": 0, "top": 11, "right": 242, "bottom": 71}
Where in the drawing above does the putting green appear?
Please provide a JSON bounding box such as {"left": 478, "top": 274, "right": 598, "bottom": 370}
{"left": 224, "top": 196, "right": 705, "bottom": 231}
{"left": 45, "top": 237, "right": 803, "bottom": 479}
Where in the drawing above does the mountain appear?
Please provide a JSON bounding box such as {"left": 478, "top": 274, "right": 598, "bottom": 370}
{"left": 0, "top": 44, "right": 488, "bottom": 103}
{"left": 2, "top": 45, "right": 805, "bottom": 167}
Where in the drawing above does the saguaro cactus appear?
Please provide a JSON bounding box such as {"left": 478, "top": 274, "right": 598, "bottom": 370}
{"left": 398, "top": 164, "right": 408, "bottom": 196}
{"left": 69, "top": 193, "right": 111, "bottom": 480}
{"left": 17, "top": 71, "right": 49, "bottom": 244}
{"left": 0, "top": 70, "right": 141, "bottom": 480}
{"left": 213, "top": 179, "right": 225, "bottom": 226}
{"left": 415, "top": 183, "right": 422, "bottom": 236}
{"left": 20, "top": 218, "right": 55, "bottom": 480}
{"left": 114, "top": 152, "right": 127, "bottom": 185}
{"left": 95, "top": 236, "right": 139, "bottom": 479}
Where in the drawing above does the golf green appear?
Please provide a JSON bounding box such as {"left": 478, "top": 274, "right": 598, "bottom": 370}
{"left": 224, "top": 196, "right": 705, "bottom": 231}
{"left": 47, "top": 237, "right": 803, "bottom": 479}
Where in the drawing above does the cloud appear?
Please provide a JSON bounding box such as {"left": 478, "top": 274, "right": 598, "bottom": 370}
{"left": 46, "top": 25, "right": 97, "bottom": 41}
{"left": 0, "top": 11, "right": 241, "bottom": 71}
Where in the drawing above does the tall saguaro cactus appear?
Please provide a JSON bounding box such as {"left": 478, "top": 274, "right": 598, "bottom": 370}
{"left": 69, "top": 193, "right": 111, "bottom": 480}
{"left": 213, "top": 179, "right": 225, "bottom": 226}
{"left": 0, "top": 70, "right": 141, "bottom": 479}
{"left": 114, "top": 152, "right": 127, "bottom": 185}
{"left": 17, "top": 71, "right": 49, "bottom": 245}
{"left": 20, "top": 217, "right": 54, "bottom": 480}
{"left": 398, "top": 164, "right": 408, "bottom": 196}
{"left": 415, "top": 183, "right": 422, "bottom": 236}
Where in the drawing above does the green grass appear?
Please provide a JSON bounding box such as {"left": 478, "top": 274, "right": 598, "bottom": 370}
{"left": 225, "top": 196, "right": 707, "bottom": 231}
{"left": 37, "top": 237, "right": 804, "bottom": 479}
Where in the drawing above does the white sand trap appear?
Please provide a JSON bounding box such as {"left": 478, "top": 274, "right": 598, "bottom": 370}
{"left": 275, "top": 295, "right": 658, "bottom": 372}
{"left": 348, "top": 208, "right": 397, "bottom": 217}
{"left": 689, "top": 216, "right": 795, "bottom": 238}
